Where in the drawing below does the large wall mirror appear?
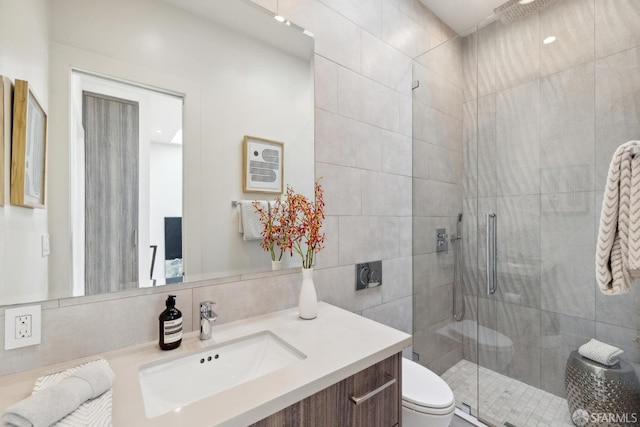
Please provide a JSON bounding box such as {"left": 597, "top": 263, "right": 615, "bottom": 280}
{"left": 2, "top": 0, "right": 314, "bottom": 306}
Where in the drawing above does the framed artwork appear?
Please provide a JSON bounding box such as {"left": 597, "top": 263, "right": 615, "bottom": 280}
{"left": 11, "top": 79, "right": 47, "bottom": 208}
{"left": 243, "top": 135, "right": 284, "bottom": 194}
{"left": 0, "top": 76, "right": 4, "bottom": 206}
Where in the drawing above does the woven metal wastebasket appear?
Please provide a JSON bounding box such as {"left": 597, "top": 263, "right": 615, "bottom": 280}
{"left": 565, "top": 350, "right": 640, "bottom": 426}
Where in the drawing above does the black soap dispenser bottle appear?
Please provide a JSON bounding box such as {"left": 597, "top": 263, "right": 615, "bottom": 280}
{"left": 159, "top": 295, "right": 182, "bottom": 350}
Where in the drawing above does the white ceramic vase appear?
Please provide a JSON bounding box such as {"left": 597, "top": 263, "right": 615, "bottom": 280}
{"left": 298, "top": 267, "right": 318, "bottom": 319}
{"left": 271, "top": 260, "right": 282, "bottom": 271}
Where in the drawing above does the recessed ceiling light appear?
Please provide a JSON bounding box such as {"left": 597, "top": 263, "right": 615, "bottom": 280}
{"left": 543, "top": 36, "right": 557, "bottom": 44}
{"left": 518, "top": 0, "right": 536, "bottom": 4}
{"left": 274, "top": 15, "right": 286, "bottom": 23}
{"left": 155, "top": 129, "right": 162, "bottom": 133}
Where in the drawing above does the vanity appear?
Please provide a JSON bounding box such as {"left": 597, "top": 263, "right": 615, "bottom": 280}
{"left": 0, "top": 303, "right": 411, "bottom": 426}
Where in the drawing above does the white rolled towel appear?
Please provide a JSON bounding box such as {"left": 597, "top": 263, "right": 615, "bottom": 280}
{"left": 1, "top": 361, "right": 115, "bottom": 427}
{"left": 578, "top": 338, "right": 624, "bottom": 366}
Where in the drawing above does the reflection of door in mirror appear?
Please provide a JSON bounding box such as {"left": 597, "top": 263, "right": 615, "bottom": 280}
{"left": 71, "top": 72, "right": 184, "bottom": 295}
{"left": 83, "top": 92, "right": 139, "bottom": 295}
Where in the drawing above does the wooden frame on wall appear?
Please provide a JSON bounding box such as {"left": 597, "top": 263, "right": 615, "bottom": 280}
{"left": 0, "top": 76, "right": 5, "bottom": 206}
{"left": 11, "top": 79, "right": 47, "bottom": 208}
{"left": 242, "top": 135, "right": 284, "bottom": 194}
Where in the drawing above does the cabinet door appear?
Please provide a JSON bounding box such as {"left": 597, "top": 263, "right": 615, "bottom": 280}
{"left": 251, "top": 353, "right": 400, "bottom": 427}
{"left": 341, "top": 353, "right": 399, "bottom": 427}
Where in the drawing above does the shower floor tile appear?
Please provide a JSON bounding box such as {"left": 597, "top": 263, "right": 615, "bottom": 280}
{"left": 442, "top": 360, "right": 574, "bottom": 427}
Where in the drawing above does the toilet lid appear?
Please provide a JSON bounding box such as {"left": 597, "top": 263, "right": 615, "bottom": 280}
{"left": 402, "top": 358, "right": 454, "bottom": 410}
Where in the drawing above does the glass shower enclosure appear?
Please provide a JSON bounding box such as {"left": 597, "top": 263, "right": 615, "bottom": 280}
{"left": 412, "top": 0, "right": 640, "bottom": 425}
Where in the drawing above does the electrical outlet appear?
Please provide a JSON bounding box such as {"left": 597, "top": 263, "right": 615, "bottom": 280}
{"left": 4, "top": 305, "right": 41, "bottom": 350}
{"left": 41, "top": 234, "right": 50, "bottom": 257}
{"left": 15, "top": 315, "right": 32, "bottom": 338}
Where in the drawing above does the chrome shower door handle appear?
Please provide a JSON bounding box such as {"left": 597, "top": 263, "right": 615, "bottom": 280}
{"left": 486, "top": 213, "right": 497, "bottom": 295}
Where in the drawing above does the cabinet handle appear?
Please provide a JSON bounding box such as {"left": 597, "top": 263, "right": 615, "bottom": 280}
{"left": 349, "top": 375, "right": 396, "bottom": 405}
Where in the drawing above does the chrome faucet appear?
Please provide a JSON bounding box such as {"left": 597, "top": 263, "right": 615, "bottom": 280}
{"left": 200, "top": 301, "right": 217, "bottom": 340}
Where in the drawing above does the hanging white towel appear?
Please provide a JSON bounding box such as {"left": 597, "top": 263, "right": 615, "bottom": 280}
{"left": 596, "top": 141, "right": 640, "bottom": 295}
{"left": 240, "top": 200, "right": 266, "bottom": 241}
{"left": 578, "top": 339, "right": 624, "bottom": 367}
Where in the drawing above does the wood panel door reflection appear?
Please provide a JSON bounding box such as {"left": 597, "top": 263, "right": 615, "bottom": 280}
{"left": 83, "top": 92, "right": 139, "bottom": 295}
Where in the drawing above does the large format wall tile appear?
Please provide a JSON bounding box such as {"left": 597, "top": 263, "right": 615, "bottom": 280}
{"left": 412, "top": 102, "right": 462, "bottom": 151}
{"left": 595, "top": 321, "right": 640, "bottom": 363}
{"left": 381, "top": 129, "right": 412, "bottom": 176}
{"left": 595, "top": 281, "right": 640, "bottom": 330}
{"left": 477, "top": 22, "right": 497, "bottom": 97}
{"left": 494, "top": 12, "right": 540, "bottom": 92}
{"left": 382, "top": 256, "right": 413, "bottom": 303}
{"left": 362, "top": 170, "right": 412, "bottom": 216}
{"left": 477, "top": 95, "right": 497, "bottom": 198}
{"left": 540, "top": 63, "right": 595, "bottom": 194}
{"left": 496, "top": 80, "right": 540, "bottom": 196}
{"left": 462, "top": 31, "right": 479, "bottom": 102}
{"left": 279, "top": 0, "right": 362, "bottom": 72}
{"left": 496, "top": 301, "right": 541, "bottom": 388}
{"left": 315, "top": 162, "right": 362, "bottom": 216}
{"left": 595, "top": 0, "right": 640, "bottom": 59}
{"left": 463, "top": 100, "right": 478, "bottom": 199}
{"left": 428, "top": 144, "right": 463, "bottom": 185}
{"left": 363, "top": 296, "right": 413, "bottom": 344}
{"left": 496, "top": 195, "right": 541, "bottom": 309}
{"left": 362, "top": 31, "right": 413, "bottom": 92}
{"left": 381, "top": 0, "right": 429, "bottom": 58}
{"left": 318, "top": 0, "right": 383, "bottom": 37}
{"left": 540, "top": 192, "right": 596, "bottom": 320}
{"left": 314, "top": 55, "right": 338, "bottom": 112}
{"left": 413, "top": 62, "right": 463, "bottom": 120}
{"left": 540, "top": 0, "right": 595, "bottom": 77}
{"left": 540, "top": 311, "right": 595, "bottom": 398}
{"left": 595, "top": 46, "right": 640, "bottom": 191}
{"left": 315, "top": 108, "right": 381, "bottom": 170}
{"left": 338, "top": 67, "right": 402, "bottom": 132}
{"left": 413, "top": 179, "right": 463, "bottom": 217}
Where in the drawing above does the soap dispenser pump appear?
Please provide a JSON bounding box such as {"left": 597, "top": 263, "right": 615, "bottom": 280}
{"left": 159, "top": 295, "right": 182, "bottom": 350}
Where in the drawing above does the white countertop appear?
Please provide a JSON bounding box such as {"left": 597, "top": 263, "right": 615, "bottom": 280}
{"left": 0, "top": 302, "right": 411, "bottom": 426}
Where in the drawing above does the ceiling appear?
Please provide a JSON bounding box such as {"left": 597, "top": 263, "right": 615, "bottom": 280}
{"left": 419, "top": 0, "right": 507, "bottom": 35}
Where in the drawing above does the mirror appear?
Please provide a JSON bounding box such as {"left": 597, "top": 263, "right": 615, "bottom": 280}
{"left": 1, "top": 0, "right": 314, "bottom": 305}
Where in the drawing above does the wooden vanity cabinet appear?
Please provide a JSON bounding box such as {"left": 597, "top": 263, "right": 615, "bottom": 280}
{"left": 251, "top": 353, "right": 401, "bottom": 427}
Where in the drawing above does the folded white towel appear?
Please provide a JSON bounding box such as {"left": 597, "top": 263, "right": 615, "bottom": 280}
{"left": 240, "top": 200, "right": 266, "bottom": 241}
{"left": 578, "top": 339, "right": 624, "bottom": 367}
{"left": 1, "top": 359, "right": 115, "bottom": 427}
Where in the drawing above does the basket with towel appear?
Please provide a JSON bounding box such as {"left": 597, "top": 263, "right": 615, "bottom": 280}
{"left": 1, "top": 359, "right": 115, "bottom": 427}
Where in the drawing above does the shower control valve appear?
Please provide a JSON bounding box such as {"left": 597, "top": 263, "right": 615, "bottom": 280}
{"left": 436, "top": 228, "right": 448, "bottom": 253}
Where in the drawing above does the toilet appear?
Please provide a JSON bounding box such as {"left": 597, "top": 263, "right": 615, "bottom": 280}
{"left": 402, "top": 358, "right": 456, "bottom": 427}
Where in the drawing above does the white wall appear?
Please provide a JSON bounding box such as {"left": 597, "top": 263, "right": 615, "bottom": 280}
{"left": 0, "top": 0, "right": 49, "bottom": 305}
{"left": 47, "top": 0, "right": 313, "bottom": 295}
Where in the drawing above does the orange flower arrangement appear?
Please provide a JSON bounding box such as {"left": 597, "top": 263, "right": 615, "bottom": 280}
{"left": 281, "top": 180, "right": 326, "bottom": 269}
{"left": 254, "top": 180, "right": 325, "bottom": 268}
{"left": 252, "top": 197, "right": 287, "bottom": 262}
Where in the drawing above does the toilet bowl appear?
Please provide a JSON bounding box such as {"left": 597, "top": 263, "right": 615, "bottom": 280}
{"left": 402, "top": 358, "right": 456, "bottom": 427}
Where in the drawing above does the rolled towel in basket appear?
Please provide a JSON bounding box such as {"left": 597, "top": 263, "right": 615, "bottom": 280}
{"left": 1, "top": 360, "right": 115, "bottom": 427}
{"left": 578, "top": 338, "right": 624, "bottom": 366}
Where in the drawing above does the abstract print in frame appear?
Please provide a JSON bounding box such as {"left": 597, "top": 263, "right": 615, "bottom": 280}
{"left": 242, "top": 135, "right": 284, "bottom": 194}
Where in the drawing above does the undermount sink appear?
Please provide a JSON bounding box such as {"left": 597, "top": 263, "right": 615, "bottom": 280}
{"left": 138, "top": 331, "right": 306, "bottom": 418}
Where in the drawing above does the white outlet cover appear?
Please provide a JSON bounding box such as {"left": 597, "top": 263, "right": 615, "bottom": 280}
{"left": 5, "top": 305, "right": 41, "bottom": 350}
